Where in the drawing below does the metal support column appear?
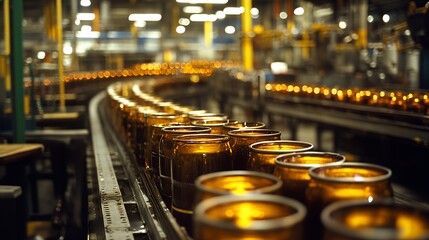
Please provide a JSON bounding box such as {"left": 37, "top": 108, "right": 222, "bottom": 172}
{"left": 10, "top": 0, "right": 25, "bottom": 143}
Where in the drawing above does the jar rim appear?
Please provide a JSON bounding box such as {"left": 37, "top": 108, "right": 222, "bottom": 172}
{"left": 161, "top": 126, "right": 211, "bottom": 134}
{"left": 223, "top": 121, "right": 266, "bottom": 129}
{"left": 321, "top": 199, "right": 429, "bottom": 240}
{"left": 227, "top": 129, "right": 281, "bottom": 138}
{"left": 194, "top": 195, "right": 307, "bottom": 232}
{"left": 195, "top": 170, "right": 283, "bottom": 196}
{"left": 308, "top": 162, "right": 392, "bottom": 183}
{"left": 173, "top": 133, "right": 229, "bottom": 143}
{"left": 249, "top": 140, "right": 313, "bottom": 154}
{"left": 191, "top": 119, "right": 235, "bottom": 127}
{"left": 275, "top": 151, "right": 345, "bottom": 169}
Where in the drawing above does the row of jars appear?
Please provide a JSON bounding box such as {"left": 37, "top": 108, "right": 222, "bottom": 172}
{"left": 106, "top": 80, "right": 429, "bottom": 240}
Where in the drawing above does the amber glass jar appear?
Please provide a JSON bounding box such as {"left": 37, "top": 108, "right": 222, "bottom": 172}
{"left": 171, "top": 134, "right": 233, "bottom": 235}
{"left": 134, "top": 107, "right": 156, "bottom": 164}
{"left": 191, "top": 119, "right": 236, "bottom": 134}
{"left": 273, "top": 151, "right": 345, "bottom": 203}
{"left": 159, "top": 126, "right": 211, "bottom": 206}
{"left": 306, "top": 162, "right": 393, "bottom": 223}
{"left": 149, "top": 122, "right": 188, "bottom": 186}
{"left": 228, "top": 129, "right": 281, "bottom": 170}
{"left": 144, "top": 113, "right": 187, "bottom": 174}
{"left": 194, "top": 170, "right": 282, "bottom": 205}
{"left": 193, "top": 195, "right": 306, "bottom": 240}
{"left": 222, "top": 121, "right": 266, "bottom": 134}
{"left": 321, "top": 199, "right": 429, "bottom": 240}
{"left": 248, "top": 140, "right": 313, "bottom": 174}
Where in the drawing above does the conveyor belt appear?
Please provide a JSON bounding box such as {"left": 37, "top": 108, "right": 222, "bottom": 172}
{"left": 89, "top": 91, "right": 189, "bottom": 240}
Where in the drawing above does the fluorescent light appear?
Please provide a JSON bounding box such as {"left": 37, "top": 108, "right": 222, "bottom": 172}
{"left": 76, "top": 13, "right": 95, "bottom": 21}
{"left": 183, "top": 6, "right": 203, "bottom": 13}
{"left": 76, "top": 31, "right": 100, "bottom": 38}
{"left": 190, "top": 14, "right": 217, "bottom": 22}
{"left": 80, "top": 0, "right": 91, "bottom": 7}
{"left": 176, "top": 0, "right": 228, "bottom": 4}
{"left": 294, "top": 7, "right": 304, "bottom": 16}
{"left": 223, "top": 7, "right": 244, "bottom": 15}
{"left": 128, "top": 14, "right": 162, "bottom": 22}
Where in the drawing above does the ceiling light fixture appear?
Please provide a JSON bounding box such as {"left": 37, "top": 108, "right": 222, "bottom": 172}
{"left": 128, "top": 14, "right": 162, "bottom": 22}
{"left": 183, "top": 6, "right": 204, "bottom": 13}
{"left": 76, "top": 13, "right": 95, "bottom": 21}
{"left": 190, "top": 14, "right": 217, "bottom": 22}
{"left": 176, "top": 0, "right": 228, "bottom": 4}
{"left": 223, "top": 7, "right": 244, "bottom": 15}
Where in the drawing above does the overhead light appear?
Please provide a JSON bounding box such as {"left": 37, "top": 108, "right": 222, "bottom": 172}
{"left": 134, "top": 20, "right": 146, "bottom": 27}
{"left": 183, "top": 6, "right": 203, "bottom": 13}
{"left": 382, "top": 14, "right": 390, "bottom": 23}
{"left": 223, "top": 7, "right": 244, "bottom": 15}
{"left": 216, "top": 10, "right": 226, "bottom": 19}
{"left": 225, "top": 26, "right": 235, "bottom": 34}
{"left": 250, "top": 8, "right": 259, "bottom": 16}
{"left": 37, "top": 51, "right": 46, "bottom": 60}
{"left": 367, "top": 15, "right": 374, "bottom": 23}
{"left": 80, "top": 0, "right": 91, "bottom": 7}
{"left": 176, "top": 26, "right": 186, "bottom": 34}
{"left": 176, "top": 0, "right": 228, "bottom": 4}
{"left": 128, "top": 14, "right": 162, "bottom": 22}
{"left": 190, "top": 14, "right": 217, "bottom": 22}
{"left": 294, "top": 7, "right": 304, "bottom": 16}
{"left": 76, "top": 31, "right": 100, "bottom": 38}
{"left": 178, "top": 18, "right": 191, "bottom": 26}
{"left": 76, "top": 13, "right": 95, "bottom": 21}
{"left": 338, "top": 21, "right": 347, "bottom": 29}
{"left": 279, "top": 11, "right": 287, "bottom": 19}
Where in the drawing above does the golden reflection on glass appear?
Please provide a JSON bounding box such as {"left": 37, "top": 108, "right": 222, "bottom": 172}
{"left": 193, "top": 195, "right": 306, "bottom": 240}
{"left": 194, "top": 170, "right": 282, "bottom": 205}
{"left": 322, "top": 199, "right": 429, "bottom": 240}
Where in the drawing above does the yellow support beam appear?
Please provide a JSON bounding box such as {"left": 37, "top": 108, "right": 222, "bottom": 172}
{"left": 241, "top": 0, "right": 253, "bottom": 71}
{"left": 56, "top": 0, "right": 66, "bottom": 111}
{"left": 3, "top": 0, "right": 11, "bottom": 91}
{"left": 204, "top": 21, "right": 213, "bottom": 47}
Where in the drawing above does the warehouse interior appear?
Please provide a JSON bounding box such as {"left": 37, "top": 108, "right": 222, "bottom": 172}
{"left": 0, "top": 0, "right": 429, "bottom": 239}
